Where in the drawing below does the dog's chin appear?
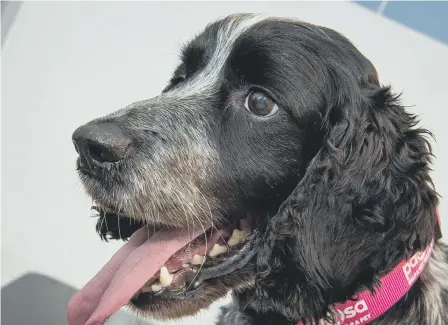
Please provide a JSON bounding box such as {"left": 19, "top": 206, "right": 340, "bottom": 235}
{"left": 127, "top": 276, "right": 246, "bottom": 320}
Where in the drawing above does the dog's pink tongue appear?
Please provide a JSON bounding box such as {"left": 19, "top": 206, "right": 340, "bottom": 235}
{"left": 67, "top": 226, "right": 206, "bottom": 325}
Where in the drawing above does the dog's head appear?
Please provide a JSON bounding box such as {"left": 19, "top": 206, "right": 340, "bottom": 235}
{"left": 68, "top": 14, "right": 439, "bottom": 325}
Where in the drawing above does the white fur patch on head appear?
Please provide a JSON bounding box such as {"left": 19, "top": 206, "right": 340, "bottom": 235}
{"left": 165, "top": 13, "right": 268, "bottom": 99}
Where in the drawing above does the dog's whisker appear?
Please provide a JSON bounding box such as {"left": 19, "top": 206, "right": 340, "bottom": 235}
{"left": 173, "top": 191, "right": 193, "bottom": 251}
{"left": 104, "top": 210, "right": 110, "bottom": 235}
{"left": 148, "top": 200, "right": 158, "bottom": 239}
{"left": 186, "top": 210, "right": 208, "bottom": 292}
{"left": 116, "top": 197, "right": 123, "bottom": 240}
{"left": 197, "top": 188, "right": 227, "bottom": 246}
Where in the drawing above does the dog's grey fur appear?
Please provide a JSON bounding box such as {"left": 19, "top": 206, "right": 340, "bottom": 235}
{"left": 74, "top": 14, "right": 448, "bottom": 325}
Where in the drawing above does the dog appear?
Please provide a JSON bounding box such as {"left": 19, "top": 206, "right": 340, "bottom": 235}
{"left": 67, "top": 13, "right": 448, "bottom": 325}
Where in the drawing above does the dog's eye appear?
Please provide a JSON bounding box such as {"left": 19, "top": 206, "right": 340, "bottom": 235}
{"left": 244, "top": 91, "right": 279, "bottom": 117}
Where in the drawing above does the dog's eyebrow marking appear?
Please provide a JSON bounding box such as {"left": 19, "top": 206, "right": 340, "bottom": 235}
{"left": 164, "top": 14, "right": 267, "bottom": 99}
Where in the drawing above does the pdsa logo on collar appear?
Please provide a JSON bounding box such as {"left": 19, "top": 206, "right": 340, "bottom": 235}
{"left": 402, "top": 246, "right": 432, "bottom": 285}
{"left": 319, "top": 300, "right": 371, "bottom": 325}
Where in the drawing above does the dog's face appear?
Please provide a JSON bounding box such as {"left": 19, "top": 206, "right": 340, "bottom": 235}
{"left": 72, "top": 14, "right": 313, "bottom": 319}
{"left": 75, "top": 14, "right": 317, "bottom": 230}
{"left": 72, "top": 14, "right": 322, "bottom": 319}
{"left": 69, "top": 13, "right": 438, "bottom": 325}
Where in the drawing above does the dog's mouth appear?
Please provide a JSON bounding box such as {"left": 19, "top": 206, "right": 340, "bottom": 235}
{"left": 132, "top": 214, "right": 252, "bottom": 297}
{"left": 67, "top": 204, "right": 256, "bottom": 325}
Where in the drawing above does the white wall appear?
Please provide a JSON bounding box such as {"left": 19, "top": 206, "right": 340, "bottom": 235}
{"left": 2, "top": 1, "right": 447, "bottom": 324}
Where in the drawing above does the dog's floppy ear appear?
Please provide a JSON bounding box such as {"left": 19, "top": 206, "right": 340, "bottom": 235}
{"left": 254, "top": 65, "right": 439, "bottom": 322}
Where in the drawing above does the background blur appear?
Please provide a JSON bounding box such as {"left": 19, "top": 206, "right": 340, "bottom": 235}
{"left": 2, "top": 1, "right": 447, "bottom": 325}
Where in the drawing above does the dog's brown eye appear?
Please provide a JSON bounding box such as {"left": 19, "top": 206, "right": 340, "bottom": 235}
{"left": 244, "top": 91, "right": 278, "bottom": 117}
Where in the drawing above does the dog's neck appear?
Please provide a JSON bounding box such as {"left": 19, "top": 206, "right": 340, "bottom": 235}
{"left": 370, "top": 242, "right": 448, "bottom": 325}
{"left": 314, "top": 244, "right": 448, "bottom": 325}
{"left": 296, "top": 240, "right": 435, "bottom": 325}
{"left": 296, "top": 212, "right": 444, "bottom": 325}
{"left": 229, "top": 211, "right": 447, "bottom": 325}
{"left": 225, "top": 242, "right": 448, "bottom": 325}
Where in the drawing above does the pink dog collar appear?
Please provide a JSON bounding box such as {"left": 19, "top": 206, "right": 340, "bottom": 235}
{"left": 297, "top": 209, "right": 442, "bottom": 325}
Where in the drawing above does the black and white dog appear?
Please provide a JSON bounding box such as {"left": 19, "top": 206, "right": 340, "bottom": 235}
{"left": 68, "top": 14, "right": 448, "bottom": 325}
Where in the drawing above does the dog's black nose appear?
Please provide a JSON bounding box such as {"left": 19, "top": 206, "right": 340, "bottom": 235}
{"left": 72, "top": 122, "right": 133, "bottom": 171}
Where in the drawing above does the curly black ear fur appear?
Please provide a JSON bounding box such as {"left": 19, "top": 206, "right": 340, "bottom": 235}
{"left": 252, "top": 68, "right": 439, "bottom": 324}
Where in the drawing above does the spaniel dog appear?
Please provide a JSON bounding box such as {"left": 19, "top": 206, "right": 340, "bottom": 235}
{"left": 67, "top": 14, "right": 447, "bottom": 325}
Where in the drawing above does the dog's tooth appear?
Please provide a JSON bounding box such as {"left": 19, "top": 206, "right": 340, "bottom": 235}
{"left": 182, "top": 263, "right": 190, "bottom": 269}
{"left": 159, "top": 266, "right": 173, "bottom": 287}
{"left": 227, "top": 229, "right": 246, "bottom": 247}
{"left": 208, "top": 243, "right": 228, "bottom": 257}
{"left": 190, "top": 254, "right": 206, "bottom": 265}
{"left": 151, "top": 283, "right": 163, "bottom": 292}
